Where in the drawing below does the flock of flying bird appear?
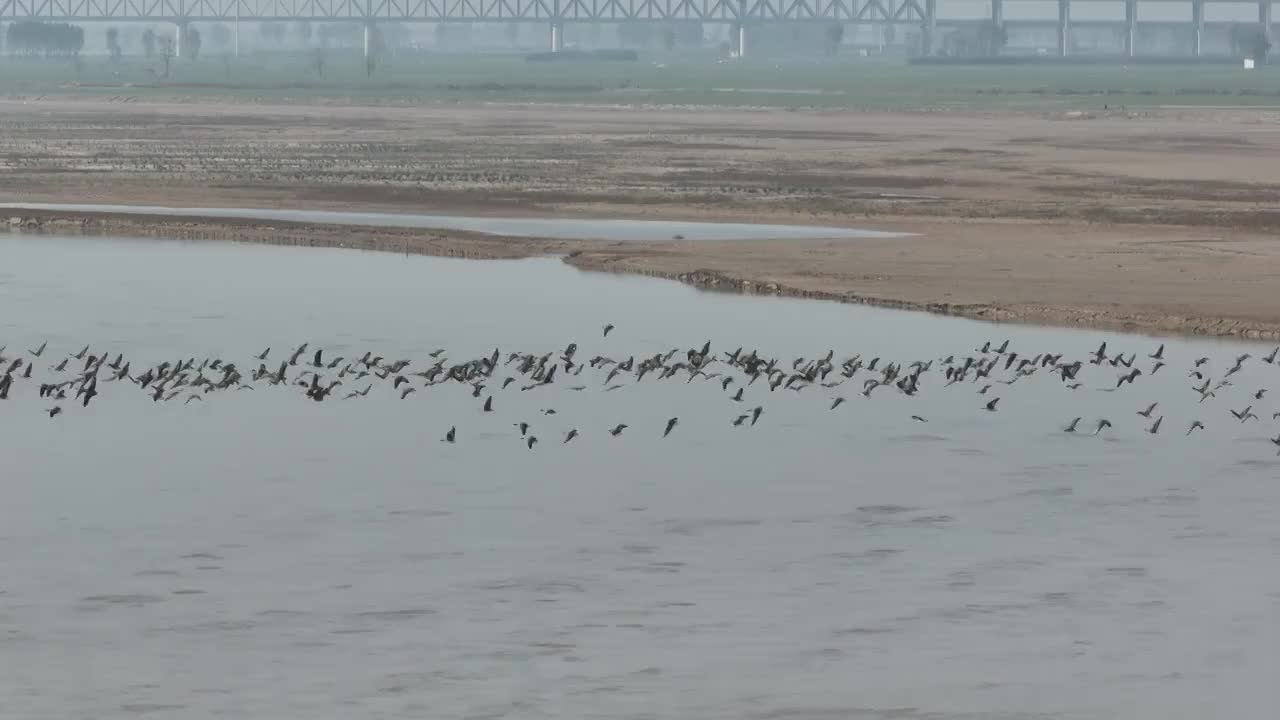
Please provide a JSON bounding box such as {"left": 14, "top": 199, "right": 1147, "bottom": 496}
{"left": 3, "top": 329, "right": 1280, "bottom": 454}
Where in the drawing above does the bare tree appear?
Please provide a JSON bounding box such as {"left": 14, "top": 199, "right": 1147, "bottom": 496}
{"left": 184, "top": 25, "right": 201, "bottom": 61}
{"left": 312, "top": 46, "right": 327, "bottom": 78}
{"left": 106, "top": 27, "right": 122, "bottom": 63}
{"left": 158, "top": 34, "right": 174, "bottom": 77}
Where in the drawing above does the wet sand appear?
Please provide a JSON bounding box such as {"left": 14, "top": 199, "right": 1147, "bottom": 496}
{"left": 4, "top": 97, "right": 1280, "bottom": 339}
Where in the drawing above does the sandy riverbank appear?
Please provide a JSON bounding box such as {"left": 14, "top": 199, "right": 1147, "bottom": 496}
{"left": 4, "top": 97, "right": 1280, "bottom": 339}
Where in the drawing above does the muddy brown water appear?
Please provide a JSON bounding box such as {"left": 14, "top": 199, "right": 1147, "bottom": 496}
{"left": 1, "top": 234, "right": 1278, "bottom": 719}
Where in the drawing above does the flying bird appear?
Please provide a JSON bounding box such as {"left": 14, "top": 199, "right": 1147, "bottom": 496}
{"left": 663, "top": 417, "right": 678, "bottom": 438}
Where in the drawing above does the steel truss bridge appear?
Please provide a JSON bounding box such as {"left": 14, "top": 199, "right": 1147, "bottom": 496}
{"left": 0, "top": 0, "right": 1275, "bottom": 57}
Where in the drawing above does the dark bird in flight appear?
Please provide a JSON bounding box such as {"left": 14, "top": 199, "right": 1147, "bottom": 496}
{"left": 483, "top": 396, "right": 493, "bottom": 412}
{"left": 1231, "top": 406, "right": 1258, "bottom": 422}
{"left": 444, "top": 426, "right": 455, "bottom": 443}
{"left": 29, "top": 342, "right": 47, "bottom": 358}
{"left": 984, "top": 397, "right": 1000, "bottom": 412}
{"left": 603, "top": 324, "right": 615, "bottom": 337}
{"left": 526, "top": 436, "right": 538, "bottom": 450}
{"left": 256, "top": 347, "right": 270, "bottom": 360}
{"left": 1116, "top": 368, "right": 1142, "bottom": 387}
{"left": 400, "top": 387, "right": 416, "bottom": 400}
{"left": 1138, "top": 402, "right": 1158, "bottom": 419}
{"left": 53, "top": 358, "right": 68, "bottom": 372}
{"left": 911, "top": 415, "right": 927, "bottom": 423}
{"left": 830, "top": 397, "right": 845, "bottom": 410}
{"left": 1064, "top": 417, "right": 1081, "bottom": 433}
{"left": 72, "top": 345, "right": 89, "bottom": 360}
{"left": 46, "top": 406, "right": 62, "bottom": 418}
{"left": 1149, "top": 344, "right": 1164, "bottom": 360}
{"left": 564, "top": 429, "right": 578, "bottom": 444}
{"left": 1146, "top": 416, "right": 1163, "bottom": 435}
{"left": 663, "top": 417, "right": 678, "bottom": 438}
{"left": 515, "top": 422, "right": 529, "bottom": 437}
{"left": 1094, "top": 419, "right": 1112, "bottom": 435}
{"left": 1264, "top": 347, "right": 1279, "bottom": 364}
{"left": 1254, "top": 389, "right": 1267, "bottom": 400}
{"left": 731, "top": 387, "right": 744, "bottom": 402}
{"left": 609, "top": 423, "right": 628, "bottom": 436}
{"left": 1187, "top": 421, "right": 1205, "bottom": 436}
{"left": 751, "top": 406, "right": 764, "bottom": 426}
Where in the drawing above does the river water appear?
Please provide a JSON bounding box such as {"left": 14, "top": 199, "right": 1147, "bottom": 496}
{"left": 1, "top": 233, "right": 1278, "bottom": 719}
{"left": 0, "top": 203, "right": 908, "bottom": 241}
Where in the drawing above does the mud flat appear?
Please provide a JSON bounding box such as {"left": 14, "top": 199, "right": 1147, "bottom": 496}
{"left": 4, "top": 97, "right": 1280, "bottom": 339}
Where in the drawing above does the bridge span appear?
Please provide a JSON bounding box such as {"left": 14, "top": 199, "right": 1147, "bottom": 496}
{"left": 0, "top": 0, "right": 1275, "bottom": 58}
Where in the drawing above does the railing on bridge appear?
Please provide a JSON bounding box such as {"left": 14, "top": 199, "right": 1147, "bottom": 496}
{"left": 0, "top": 0, "right": 1274, "bottom": 58}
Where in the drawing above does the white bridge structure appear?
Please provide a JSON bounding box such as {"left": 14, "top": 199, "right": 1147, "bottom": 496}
{"left": 0, "top": 0, "right": 1274, "bottom": 57}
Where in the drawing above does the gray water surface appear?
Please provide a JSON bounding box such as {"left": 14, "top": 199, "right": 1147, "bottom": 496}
{"left": 2, "top": 234, "right": 1279, "bottom": 720}
{"left": 0, "top": 203, "right": 908, "bottom": 241}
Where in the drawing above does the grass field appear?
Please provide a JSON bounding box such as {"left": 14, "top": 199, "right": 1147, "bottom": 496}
{"left": 4, "top": 51, "right": 1280, "bottom": 107}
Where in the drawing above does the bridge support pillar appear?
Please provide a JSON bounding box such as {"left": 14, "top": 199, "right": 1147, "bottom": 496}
{"left": 921, "top": 0, "right": 936, "bottom": 56}
{"left": 1192, "top": 0, "right": 1204, "bottom": 56}
{"left": 1261, "top": 0, "right": 1274, "bottom": 60}
{"left": 1125, "top": 0, "right": 1137, "bottom": 56}
{"left": 991, "top": 0, "right": 1004, "bottom": 56}
{"left": 735, "top": 23, "right": 747, "bottom": 57}
{"left": 175, "top": 22, "right": 185, "bottom": 58}
{"left": 550, "top": 22, "right": 563, "bottom": 52}
{"left": 1057, "top": 0, "right": 1070, "bottom": 57}
{"left": 363, "top": 21, "right": 372, "bottom": 58}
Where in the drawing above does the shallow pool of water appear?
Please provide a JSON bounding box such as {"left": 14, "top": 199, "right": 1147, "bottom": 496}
{"left": 0, "top": 203, "right": 908, "bottom": 241}
{"left": 1, "top": 234, "right": 1278, "bottom": 720}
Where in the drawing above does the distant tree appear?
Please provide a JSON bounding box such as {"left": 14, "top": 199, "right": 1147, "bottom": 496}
{"left": 106, "top": 27, "right": 122, "bottom": 62}
{"left": 207, "top": 23, "right": 231, "bottom": 51}
{"left": 980, "top": 21, "right": 1008, "bottom": 56}
{"left": 366, "top": 26, "right": 385, "bottom": 77}
{"left": 184, "top": 26, "right": 201, "bottom": 61}
{"left": 312, "top": 46, "right": 327, "bottom": 77}
{"left": 141, "top": 27, "right": 156, "bottom": 58}
{"left": 617, "top": 22, "right": 651, "bottom": 48}
{"left": 260, "top": 22, "right": 287, "bottom": 46}
{"left": 5, "top": 22, "right": 84, "bottom": 58}
{"left": 823, "top": 23, "right": 844, "bottom": 56}
{"left": 1231, "top": 23, "right": 1272, "bottom": 63}
{"left": 661, "top": 23, "right": 676, "bottom": 52}
{"left": 158, "top": 34, "right": 174, "bottom": 77}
